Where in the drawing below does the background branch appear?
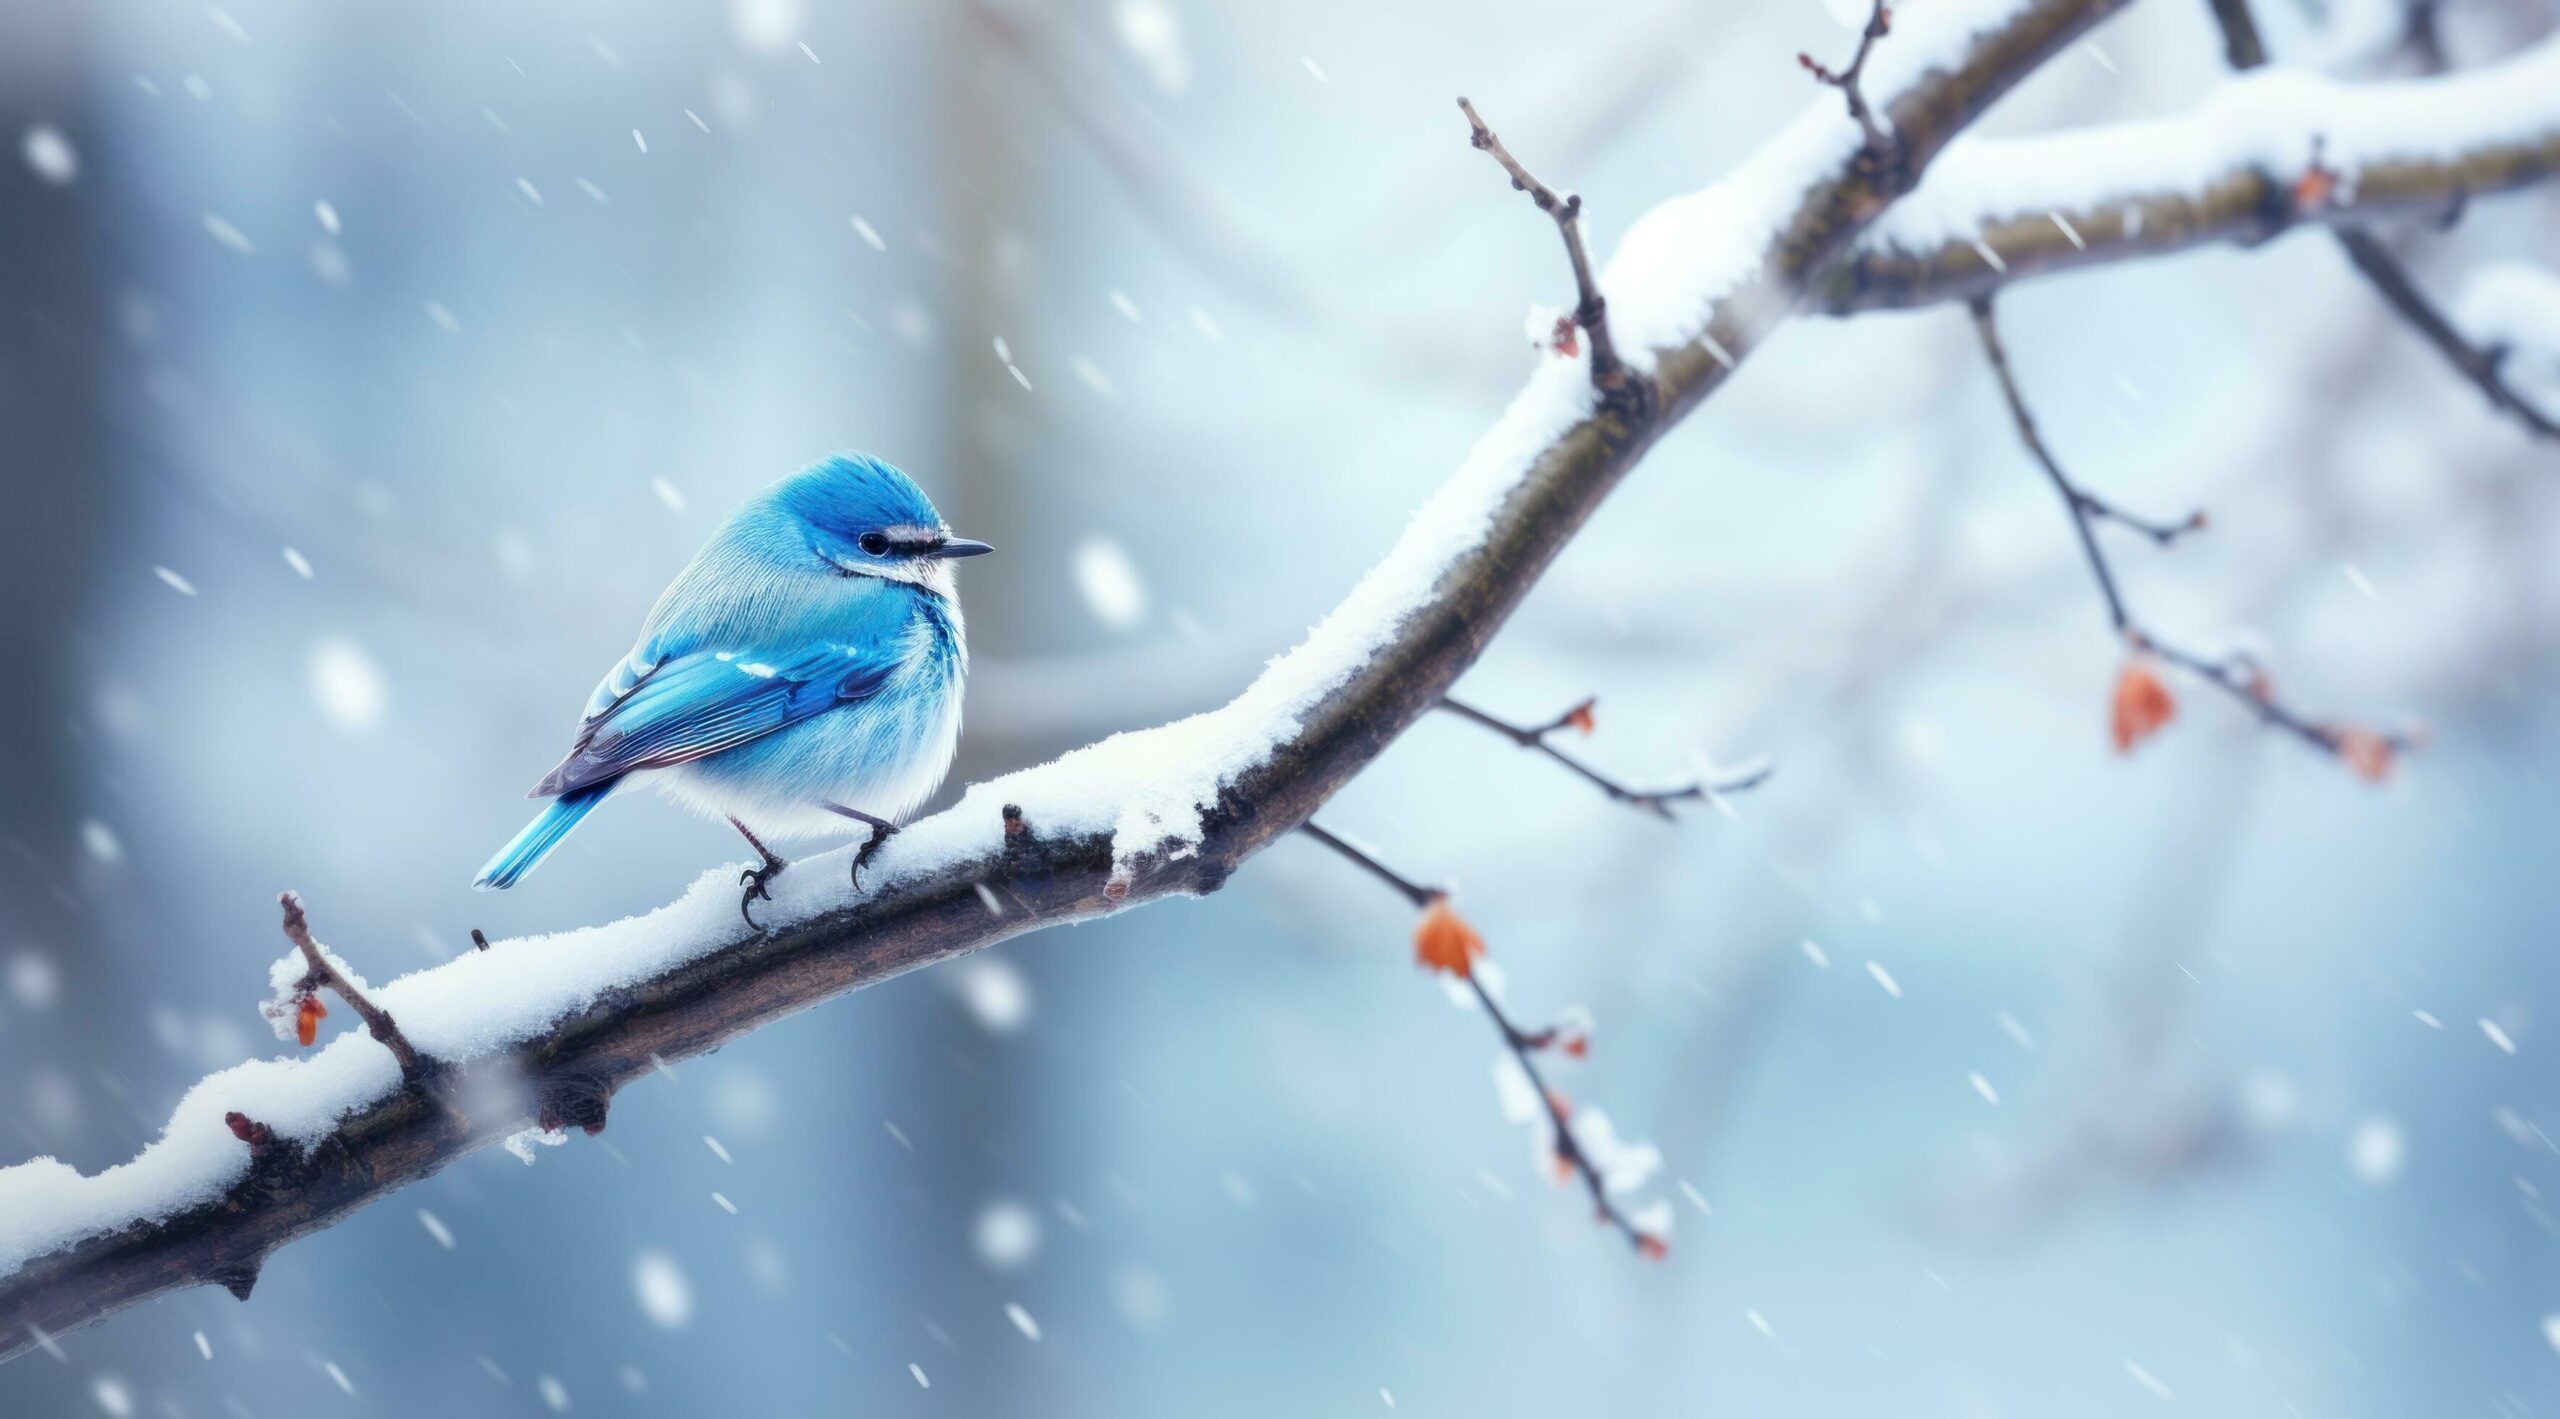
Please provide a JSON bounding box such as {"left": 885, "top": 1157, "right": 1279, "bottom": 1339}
{"left": 1819, "top": 39, "right": 2560, "bottom": 314}
{"left": 1970, "top": 297, "right": 2415, "bottom": 771}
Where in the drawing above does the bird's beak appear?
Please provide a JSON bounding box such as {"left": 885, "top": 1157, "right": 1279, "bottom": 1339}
{"left": 929, "top": 537, "right": 995, "bottom": 559}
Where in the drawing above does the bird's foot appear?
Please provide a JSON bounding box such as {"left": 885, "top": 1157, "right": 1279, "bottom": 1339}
{"left": 729, "top": 817, "right": 788, "bottom": 932}
{"left": 825, "top": 804, "right": 898, "bottom": 892}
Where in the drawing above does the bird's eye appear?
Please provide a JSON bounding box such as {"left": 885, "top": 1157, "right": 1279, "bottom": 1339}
{"left": 857, "top": 532, "right": 891, "bottom": 556}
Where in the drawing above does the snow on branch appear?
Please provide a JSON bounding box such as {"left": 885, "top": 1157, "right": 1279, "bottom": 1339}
{"left": 0, "top": 0, "right": 2136, "bottom": 1357}
{"left": 1819, "top": 37, "right": 2560, "bottom": 315}
{"left": 2188, "top": 0, "right": 2559, "bottom": 442}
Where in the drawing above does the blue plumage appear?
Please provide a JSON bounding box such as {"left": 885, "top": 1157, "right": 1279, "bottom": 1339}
{"left": 474, "top": 453, "right": 986, "bottom": 897}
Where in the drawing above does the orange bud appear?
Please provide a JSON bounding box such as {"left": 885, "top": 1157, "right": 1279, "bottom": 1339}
{"left": 1544, "top": 1087, "right": 1572, "bottom": 1117}
{"left": 2110, "top": 658, "right": 2176, "bottom": 753}
{"left": 2292, "top": 166, "right": 2335, "bottom": 212}
{"left": 2335, "top": 727, "right": 2395, "bottom": 784}
{"left": 1412, "top": 897, "right": 1485, "bottom": 978}
{"left": 1635, "top": 1234, "right": 1671, "bottom": 1261}
{"left": 1552, "top": 1149, "right": 1576, "bottom": 1185}
{"left": 295, "top": 993, "right": 326, "bottom": 1048}
{"left": 1562, "top": 699, "right": 1597, "bottom": 737}
{"left": 1549, "top": 314, "right": 1581, "bottom": 358}
{"left": 1560, "top": 1033, "right": 1591, "bottom": 1060}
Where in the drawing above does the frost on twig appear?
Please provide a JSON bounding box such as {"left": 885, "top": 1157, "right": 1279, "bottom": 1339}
{"left": 1455, "top": 96, "right": 1649, "bottom": 416}
{"left": 1437, "top": 695, "right": 1769, "bottom": 820}
{"left": 1968, "top": 297, "right": 2420, "bottom": 777}
{"left": 1299, "top": 822, "right": 1673, "bottom": 1258}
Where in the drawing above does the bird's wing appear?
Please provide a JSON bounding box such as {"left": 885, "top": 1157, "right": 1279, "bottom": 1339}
{"left": 530, "top": 640, "right": 903, "bottom": 798}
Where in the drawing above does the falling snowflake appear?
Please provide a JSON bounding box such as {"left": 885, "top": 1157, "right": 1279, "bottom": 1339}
{"left": 973, "top": 1198, "right": 1040, "bottom": 1271}
{"left": 632, "top": 1250, "right": 693, "bottom": 1329}
{"left": 23, "top": 125, "right": 78, "bottom": 184}
{"left": 417, "top": 1209, "right": 456, "bottom": 1250}
{"left": 2348, "top": 1116, "right": 2403, "bottom": 1184}
{"left": 309, "top": 638, "right": 388, "bottom": 732}
{"left": 1072, "top": 537, "right": 1147, "bottom": 630}
{"left": 955, "top": 955, "right": 1031, "bottom": 1033}
{"left": 1112, "top": 0, "right": 1190, "bottom": 92}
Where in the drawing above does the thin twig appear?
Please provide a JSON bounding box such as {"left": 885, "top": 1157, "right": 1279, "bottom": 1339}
{"left": 1801, "top": 0, "right": 1898, "bottom": 162}
{"left": 1437, "top": 695, "right": 1770, "bottom": 820}
{"left": 2331, "top": 228, "right": 2560, "bottom": 440}
{"left": 278, "top": 892, "right": 430, "bottom": 1083}
{"left": 1968, "top": 297, "right": 2417, "bottom": 765}
{"left": 1297, "top": 822, "right": 1439, "bottom": 909}
{"left": 1461, "top": 970, "right": 1656, "bottom": 1255}
{"left": 1456, "top": 97, "right": 1644, "bottom": 411}
{"left": 2197, "top": 0, "right": 2558, "bottom": 442}
{"left": 1296, "top": 824, "right": 1662, "bottom": 1255}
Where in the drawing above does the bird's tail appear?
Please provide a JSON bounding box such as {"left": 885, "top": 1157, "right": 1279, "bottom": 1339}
{"left": 473, "top": 783, "right": 615, "bottom": 890}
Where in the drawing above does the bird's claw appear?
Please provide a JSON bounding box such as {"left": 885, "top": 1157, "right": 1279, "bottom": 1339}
{"left": 737, "top": 860, "right": 783, "bottom": 932}
{"left": 849, "top": 820, "right": 898, "bottom": 892}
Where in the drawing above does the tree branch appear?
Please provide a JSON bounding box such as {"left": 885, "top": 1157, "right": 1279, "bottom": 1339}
{"left": 2191, "top": 0, "right": 2557, "bottom": 440}
{"left": 1436, "top": 695, "right": 1769, "bottom": 820}
{"left": 0, "top": 0, "right": 2142, "bottom": 1356}
{"left": 1818, "top": 38, "right": 2560, "bottom": 315}
{"left": 1969, "top": 296, "right": 2417, "bottom": 774}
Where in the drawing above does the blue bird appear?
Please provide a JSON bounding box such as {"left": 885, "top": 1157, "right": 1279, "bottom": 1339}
{"left": 473, "top": 452, "right": 988, "bottom": 926}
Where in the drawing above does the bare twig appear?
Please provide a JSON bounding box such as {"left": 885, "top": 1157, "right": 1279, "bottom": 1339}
{"left": 2198, "top": 0, "right": 2559, "bottom": 441}
{"left": 277, "top": 892, "right": 431, "bottom": 1084}
{"left": 1437, "top": 695, "right": 1769, "bottom": 820}
{"left": 2331, "top": 226, "right": 2560, "bottom": 439}
{"left": 1968, "top": 297, "right": 2418, "bottom": 769}
{"left": 1801, "top": 0, "right": 1898, "bottom": 162}
{"left": 1297, "top": 822, "right": 1438, "bottom": 909}
{"left": 1296, "top": 825, "right": 1662, "bottom": 1255}
{"left": 1456, "top": 97, "right": 1646, "bottom": 412}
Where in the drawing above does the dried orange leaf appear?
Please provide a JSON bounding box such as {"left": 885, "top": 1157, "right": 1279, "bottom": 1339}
{"left": 1412, "top": 898, "right": 1484, "bottom": 978}
{"left": 2110, "top": 658, "right": 2176, "bottom": 754}
{"left": 2336, "top": 727, "right": 2395, "bottom": 784}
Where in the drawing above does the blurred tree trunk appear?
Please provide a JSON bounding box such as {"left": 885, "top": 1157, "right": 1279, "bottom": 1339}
{"left": 0, "top": 5, "right": 111, "bottom": 1165}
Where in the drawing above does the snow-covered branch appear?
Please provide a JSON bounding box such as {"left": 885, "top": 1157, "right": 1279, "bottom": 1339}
{"left": 1819, "top": 37, "right": 2560, "bottom": 314}
{"left": 0, "top": 0, "right": 2167, "bottom": 1357}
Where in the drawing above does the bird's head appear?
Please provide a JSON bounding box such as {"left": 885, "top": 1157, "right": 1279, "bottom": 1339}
{"left": 774, "top": 452, "right": 992, "bottom": 597}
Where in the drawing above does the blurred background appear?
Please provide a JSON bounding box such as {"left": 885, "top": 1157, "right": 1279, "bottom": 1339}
{"left": 3, "top": 0, "right": 2555, "bottom": 1414}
